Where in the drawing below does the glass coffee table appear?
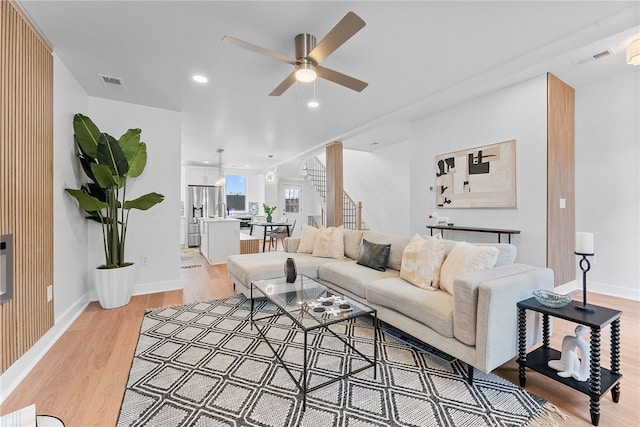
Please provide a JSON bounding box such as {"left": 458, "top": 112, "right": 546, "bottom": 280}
{"left": 250, "top": 274, "right": 378, "bottom": 409}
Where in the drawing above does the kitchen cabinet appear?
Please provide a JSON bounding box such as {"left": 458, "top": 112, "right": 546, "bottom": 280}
{"left": 199, "top": 218, "right": 240, "bottom": 265}
{"left": 185, "top": 167, "right": 222, "bottom": 186}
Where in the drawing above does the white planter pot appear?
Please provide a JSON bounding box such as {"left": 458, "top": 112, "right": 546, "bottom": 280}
{"left": 94, "top": 264, "right": 135, "bottom": 309}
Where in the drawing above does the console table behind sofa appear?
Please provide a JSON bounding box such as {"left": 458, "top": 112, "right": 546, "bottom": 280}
{"left": 426, "top": 225, "right": 521, "bottom": 243}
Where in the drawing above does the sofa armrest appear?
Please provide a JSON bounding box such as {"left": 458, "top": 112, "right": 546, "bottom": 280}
{"left": 473, "top": 267, "right": 554, "bottom": 373}
{"left": 283, "top": 237, "right": 300, "bottom": 253}
{"left": 453, "top": 263, "right": 538, "bottom": 346}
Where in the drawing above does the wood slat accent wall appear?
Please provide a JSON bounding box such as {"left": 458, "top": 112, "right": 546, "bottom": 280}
{"left": 325, "top": 141, "right": 344, "bottom": 228}
{"left": 1, "top": 0, "right": 54, "bottom": 374}
{"left": 547, "top": 73, "right": 575, "bottom": 287}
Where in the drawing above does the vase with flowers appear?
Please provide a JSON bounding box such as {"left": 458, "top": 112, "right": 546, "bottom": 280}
{"left": 263, "top": 203, "right": 277, "bottom": 223}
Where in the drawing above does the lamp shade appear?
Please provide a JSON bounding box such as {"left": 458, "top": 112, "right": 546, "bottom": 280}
{"left": 627, "top": 38, "right": 640, "bottom": 66}
{"left": 576, "top": 232, "right": 594, "bottom": 255}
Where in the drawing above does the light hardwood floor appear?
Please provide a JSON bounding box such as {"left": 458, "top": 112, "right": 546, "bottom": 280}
{"left": 2, "top": 249, "right": 638, "bottom": 426}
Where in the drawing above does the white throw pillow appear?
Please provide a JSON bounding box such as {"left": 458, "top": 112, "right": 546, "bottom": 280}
{"left": 312, "top": 226, "right": 345, "bottom": 259}
{"left": 400, "top": 233, "right": 445, "bottom": 290}
{"left": 297, "top": 224, "right": 320, "bottom": 253}
{"left": 439, "top": 242, "right": 499, "bottom": 294}
{"left": 343, "top": 228, "right": 364, "bottom": 260}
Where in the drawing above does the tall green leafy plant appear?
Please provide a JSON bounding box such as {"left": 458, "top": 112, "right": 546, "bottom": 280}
{"left": 66, "top": 114, "right": 164, "bottom": 268}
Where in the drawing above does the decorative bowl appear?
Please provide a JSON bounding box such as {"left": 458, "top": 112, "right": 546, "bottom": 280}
{"left": 533, "top": 289, "right": 572, "bottom": 308}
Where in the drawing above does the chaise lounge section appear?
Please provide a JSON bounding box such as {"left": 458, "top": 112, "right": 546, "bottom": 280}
{"left": 226, "top": 227, "right": 553, "bottom": 381}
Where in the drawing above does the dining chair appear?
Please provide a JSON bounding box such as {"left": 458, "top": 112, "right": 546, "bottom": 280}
{"left": 268, "top": 218, "right": 296, "bottom": 251}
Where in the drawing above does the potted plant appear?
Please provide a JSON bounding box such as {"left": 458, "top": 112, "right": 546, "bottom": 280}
{"left": 66, "top": 114, "right": 164, "bottom": 309}
{"left": 263, "top": 203, "right": 277, "bottom": 223}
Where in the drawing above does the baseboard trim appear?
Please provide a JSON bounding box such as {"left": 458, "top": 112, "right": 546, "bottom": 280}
{"left": 88, "top": 279, "right": 183, "bottom": 301}
{"left": 0, "top": 295, "right": 89, "bottom": 404}
{"left": 554, "top": 281, "right": 578, "bottom": 295}
{"left": 554, "top": 280, "right": 639, "bottom": 301}
{"left": 132, "top": 279, "right": 183, "bottom": 296}
{"left": 589, "top": 280, "right": 640, "bottom": 301}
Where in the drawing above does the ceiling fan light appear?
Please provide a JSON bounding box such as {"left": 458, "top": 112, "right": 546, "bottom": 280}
{"left": 627, "top": 38, "right": 640, "bottom": 65}
{"left": 307, "top": 100, "right": 319, "bottom": 108}
{"left": 295, "top": 63, "right": 317, "bottom": 82}
{"left": 192, "top": 74, "right": 208, "bottom": 83}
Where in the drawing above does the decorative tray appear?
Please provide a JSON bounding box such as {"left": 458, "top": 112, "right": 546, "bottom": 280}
{"left": 306, "top": 296, "right": 352, "bottom": 316}
{"left": 533, "top": 289, "right": 572, "bottom": 308}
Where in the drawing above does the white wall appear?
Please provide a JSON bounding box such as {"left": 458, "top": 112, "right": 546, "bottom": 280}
{"left": 343, "top": 142, "right": 412, "bottom": 235}
{"left": 408, "top": 75, "right": 549, "bottom": 267}
{"left": 53, "top": 54, "right": 91, "bottom": 319}
{"left": 575, "top": 71, "right": 640, "bottom": 300}
{"left": 87, "top": 98, "right": 182, "bottom": 295}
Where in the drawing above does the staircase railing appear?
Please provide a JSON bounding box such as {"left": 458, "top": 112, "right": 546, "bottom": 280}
{"left": 303, "top": 157, "right": 364, "bottom": 230}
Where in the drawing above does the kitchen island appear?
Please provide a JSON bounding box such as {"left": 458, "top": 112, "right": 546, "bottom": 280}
{"left": 199, "top": 217, "right": 241, "bottom": 265}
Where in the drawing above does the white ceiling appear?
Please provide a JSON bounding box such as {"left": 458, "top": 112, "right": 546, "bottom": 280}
{"left": 18, "top": 1, "right": 640, "bottom": 172}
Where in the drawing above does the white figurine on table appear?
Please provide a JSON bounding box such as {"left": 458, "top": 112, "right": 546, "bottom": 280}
{"left": 548, "top": 325, "right": 591, "bottom": 381}
{"left": 428, "top": 211, "right": 450, "bottom": 225}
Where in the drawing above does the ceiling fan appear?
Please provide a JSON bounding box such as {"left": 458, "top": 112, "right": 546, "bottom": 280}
{"left": 222, "top": 11, "right": 368, "bottom": 96}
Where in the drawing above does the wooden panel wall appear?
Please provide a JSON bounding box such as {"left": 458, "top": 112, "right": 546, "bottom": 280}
{"left": 325, "top": 141, "right": 344, "bottom": 227}
{"left": 1, "top": 0, "right": 54, "bottom": 374}
{"left": 547, "top": 73, "right": 575, "bottom": 287}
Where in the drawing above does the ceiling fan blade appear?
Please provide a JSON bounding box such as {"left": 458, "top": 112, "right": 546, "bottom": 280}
{"left": 269, "top": 72, "right": 297, "bottom": 96}
{"left": 222, "top": 36, "right": 297, "bottom": 65}
{"left": 308, "top": 11, "right": 365, "bottom": 64}
{"left": 316, "top": 66, "right": 368, "bottom": 92}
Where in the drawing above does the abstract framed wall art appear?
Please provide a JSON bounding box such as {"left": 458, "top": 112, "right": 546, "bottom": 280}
{"left": 435, "top": 139, "right": 517, "bottom": 208}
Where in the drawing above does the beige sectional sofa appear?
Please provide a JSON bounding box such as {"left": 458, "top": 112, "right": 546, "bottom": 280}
{"left": 226, "top": 228, "right": 553, "bottom": 382}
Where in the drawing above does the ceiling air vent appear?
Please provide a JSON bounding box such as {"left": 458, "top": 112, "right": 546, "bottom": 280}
{"left": 98, "top": 73, "right": 127, "bottom": 92}
{"left": 573, "top": 49, "right": 614, "bottom": 66}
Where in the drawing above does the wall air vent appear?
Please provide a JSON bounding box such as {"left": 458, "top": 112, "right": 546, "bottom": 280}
{"left": 98, "top": 73, "right": 127, "bottom": 92}
{"left": 573, "top": 49, "right": 614, "bottom": 66}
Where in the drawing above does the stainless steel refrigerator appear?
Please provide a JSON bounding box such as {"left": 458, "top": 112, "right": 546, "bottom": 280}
{"left": 187, "top": 185, "right": 223, "bottom": 247}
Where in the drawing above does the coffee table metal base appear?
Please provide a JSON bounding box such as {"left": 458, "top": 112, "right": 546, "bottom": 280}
{"left": 250, "top": 296, "right": 377, "bottom": 410}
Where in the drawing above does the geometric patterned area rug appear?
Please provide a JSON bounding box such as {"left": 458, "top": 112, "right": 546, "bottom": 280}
{"left": 117, "top": 296, "right": 564, "bottom": 427}
{"left": 180, "top": 253, "right": 201, "bottom": 269}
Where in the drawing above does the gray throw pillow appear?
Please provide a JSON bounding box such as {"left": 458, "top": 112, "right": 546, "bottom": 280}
{"left": 356, "top": 239, "right": 391, "bottom": 271}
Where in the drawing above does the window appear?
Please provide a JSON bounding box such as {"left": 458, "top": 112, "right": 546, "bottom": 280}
{"left": 225, "top": 175, "right": 246, "bottom": 211}
{"left": 284, "top": 187, "right": 300, "bottom": 213}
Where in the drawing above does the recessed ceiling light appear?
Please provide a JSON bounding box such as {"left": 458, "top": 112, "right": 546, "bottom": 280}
{"left": 192, "top": 74, "right": 208, "bottom": 83}
{"left": 203, "top": 160, "right": 210, "bottom": 164}
{"left": 307, "top": 100, "right": 319, "bottom": 108}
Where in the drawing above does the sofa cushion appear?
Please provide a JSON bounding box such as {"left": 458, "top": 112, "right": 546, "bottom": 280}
{"left": 318, "top": 261, "right": 399, "bottom": 298}
{"left": 366, "top": 278, "right": 454, "bottom": 338}
{"left": 439, "top": 242, "right": 499, "bottom": 294}
{"left": 356, "top": 239, "right": 391, "bottom": 271}
{"left": 363, "top": 231, "right": 411, "bottom": 271}
{"left": 312, "top": 226, "right": 345, "bottom": 259}
{"left": 297, "top": 224, "right": 320, "bottom": 253}
{"left": 400, "top": 233, "right": 446, "bottom": 291}
{"left": 283, "top": 236, "right": 299, "bottom": 253}
{"left": 343, "top": 229, "right": 364, "bottom": 260}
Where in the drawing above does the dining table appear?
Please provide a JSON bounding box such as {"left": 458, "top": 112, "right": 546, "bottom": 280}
{"left": 249, "top": 221, "right": 292, "bottom": 252}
